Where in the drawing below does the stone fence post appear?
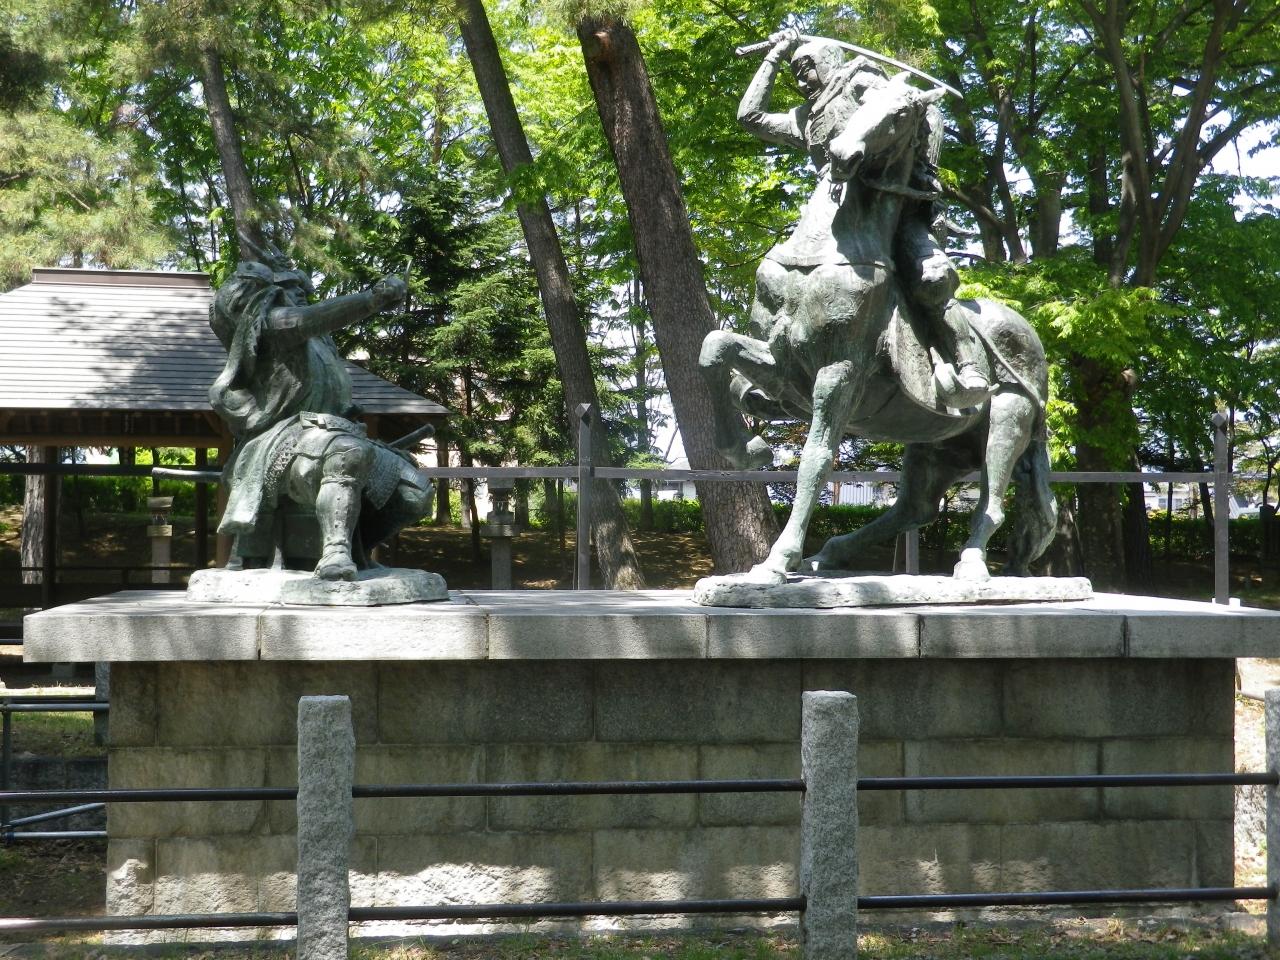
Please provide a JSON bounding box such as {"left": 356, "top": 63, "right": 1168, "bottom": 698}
{"left": 147, "top": 496, "right": 174, "bottom": 585}
{"left": 297, "top": 695, "right": 355, "bottom": 959}
{"left": 800, "top": 690, "right": 859, "bottom": 960}
{"left": 1266, "top": 688, "right": 1280, "bottom": 947}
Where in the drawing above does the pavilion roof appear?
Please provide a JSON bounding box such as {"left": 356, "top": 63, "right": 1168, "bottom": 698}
{"left": 0, "top": 268, "right": 447, "bottom": 448}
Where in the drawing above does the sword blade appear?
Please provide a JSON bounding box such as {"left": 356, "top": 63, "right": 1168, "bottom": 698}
{"left": 735, "top": 33, "right": 962, "bottom": 99}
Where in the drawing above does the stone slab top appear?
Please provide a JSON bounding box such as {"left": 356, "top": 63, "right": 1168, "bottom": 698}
{"left": 20, "top": 588, "right": 1280, "bottom": 663}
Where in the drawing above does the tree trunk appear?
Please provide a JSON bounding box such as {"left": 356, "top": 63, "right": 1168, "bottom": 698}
{"left": 434, "top": 440, "right": 452, "bottom": 524}
{"left": 197, "top": 41, "right": 263, "bottom": 251}
{"left": 1123, "top": 476, "right": 1153, "bottom": 591}
{"left": 458, "top": 0, "right": 644, "bottom": 588}
{"left": 120, "top": 447, "right": 138, "bottom": 512}
{"left": 1039, "top": 492, "right": 1084, "bottom": 577}
{"left": 576, "top": 16, "right": 776, "bottom": 573}
{"left": 514, "top": 481, "right": 530, "bottom": 529}
{"left": 639, "top": 479, "right": 654, "bottom": 531}
{"left": 1066, "top": 353, "right": 1151, "bottom": 589}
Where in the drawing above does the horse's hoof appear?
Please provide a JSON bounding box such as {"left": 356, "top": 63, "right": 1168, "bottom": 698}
{"left": 718, "top": 436, "right": 773, "bottom": 470}
{"left": 742, "top": 563, "right": 788, "bottom": 585}
{"left": 952, "top": 549, "right": 991, "bottom": 582}
{"left": 803, "top": 552, "right": 841, "bottom": 573}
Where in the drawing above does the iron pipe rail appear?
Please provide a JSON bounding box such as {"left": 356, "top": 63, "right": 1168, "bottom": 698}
{"left": 3, "top": 802, "right": 104, "bottom": 827}
{"left": 858, "top": 885, "right": 1277, "bottom": 910}
{"left": 0, "top": 702, "right": 107, "bottom": 714}
{"left": 5, "top": 771, "right": 1271, "bottom": 806}
{"left": 351, "top": 778, "right": 806, "bottom": 797}
{"left": 0, "top": 787, "right": 298, "bottom": 803}
{"left": 0, "top": 461, "right": 1254, "bottom": 485}
{"left": 0, "top": 911, "right": 297, "bottom": 932}
{"left": 6, "top": 886, "right": 1275, "bottom": 933}
{"left": 4, "top": 830, "right": 106, "bottom": 841}
{"left": 0, "top": 899, "right": 802, "bottom": 934}
{"left": 860, "top": 772, "right": 1279, "bottom": 789}
{"left": 0, "top": 780, "right": 803, "bottom": 804}
{"left": 349, "top": 898, "right": 806, "bottom": 921}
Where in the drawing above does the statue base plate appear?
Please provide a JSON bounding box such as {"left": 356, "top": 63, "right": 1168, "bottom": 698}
{"left": 187, "top": 567, "right": 449, "bottom": 606}
{"left": 692, "top": 572, "right": 1094, "bottom": 608}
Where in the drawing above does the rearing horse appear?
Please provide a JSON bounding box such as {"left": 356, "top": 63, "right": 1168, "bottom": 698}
{"left": 700, "top": 72, "right": 1057, "bottom": 583}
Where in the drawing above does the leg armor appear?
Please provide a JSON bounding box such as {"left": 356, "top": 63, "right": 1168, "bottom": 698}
{"left": 310, "top": 435, "right": 373, "bottom": 581}
{"left": 897, "top": 215, "right": 990, "bottom": 406}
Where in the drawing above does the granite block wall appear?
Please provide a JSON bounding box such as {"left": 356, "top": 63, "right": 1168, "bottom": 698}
{"left": 103, "top": 657, "right": 1234, "bottom": 940}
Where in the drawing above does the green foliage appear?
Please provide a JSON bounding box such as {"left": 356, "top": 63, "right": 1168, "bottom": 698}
{"left": 3, "top": 0, "right": 1277, "bottom": 545}
{"left": 956, "top": 252, "right": 1157, "bottom": 464}
{"left": 0, "top": 473, "right": 21, "bottom": 506}
{"left": 1146, "top": 511, "right": 1271, "bottom": 563}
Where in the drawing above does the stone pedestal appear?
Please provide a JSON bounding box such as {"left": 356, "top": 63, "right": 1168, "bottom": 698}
{"left": 23, "top": 591, "right": 1280, "bottom": 942}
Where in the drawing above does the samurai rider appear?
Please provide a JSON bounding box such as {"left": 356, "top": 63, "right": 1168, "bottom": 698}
{"left": 738, "top": 28, "right": 992, "bottom": 407}
{"left": 208, "top": 242, "right": 432, "bottom": 580}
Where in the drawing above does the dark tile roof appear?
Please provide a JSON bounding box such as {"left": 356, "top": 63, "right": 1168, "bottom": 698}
{"left": 0, "top": 268, "right": 449, "bottom": 418}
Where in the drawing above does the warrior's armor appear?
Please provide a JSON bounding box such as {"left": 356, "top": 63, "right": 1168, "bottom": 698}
{"left": 209, "top": 255, "right": 430, "bottom": 580}
{"left": 737, "top": 36, "right": 990, "bottom": 406}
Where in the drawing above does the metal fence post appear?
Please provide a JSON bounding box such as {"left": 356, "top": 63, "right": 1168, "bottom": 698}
{"left": 1, "top": 699, "right": 10, "bottom": 834}
{"left": 296, "top": 695, "right": 354, "bottom": 960}
{"left": 800, "top": 691, "right": 859, "bottom": 960}
{"left": 1212, "top": 411, "right": 1230, "bottom": 605}
{"left": 575, "top": 404, "right": 594, "bottom": 590}
{"left": 1267, "top": 688, "right": 1280, "bottom": 947}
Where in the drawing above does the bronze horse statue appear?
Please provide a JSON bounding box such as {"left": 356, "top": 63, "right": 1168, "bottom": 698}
{"left": 700, "top": 71, "right": 1057, "bottom": 583}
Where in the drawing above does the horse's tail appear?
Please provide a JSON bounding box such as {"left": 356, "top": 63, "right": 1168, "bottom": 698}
{"left": 1005, "top": 434, "right": 1057, "bottom": 575}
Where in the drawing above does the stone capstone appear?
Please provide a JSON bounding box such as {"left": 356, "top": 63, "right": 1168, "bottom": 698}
{"left": 692, "top": 573, "right": 1094, "bottom": 608}
{"left": 186, "top": 567, "right": 448, "bottom": 606}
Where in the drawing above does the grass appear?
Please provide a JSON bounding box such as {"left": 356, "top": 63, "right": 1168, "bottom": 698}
{"left": 0, "top": 839, "right": 106, "bottom": 924}
{"left": 6, "top": 708, "right": 100, "bottom": 757}
{"left": 3, "top": 926, "right": 1271, "bottom": 959}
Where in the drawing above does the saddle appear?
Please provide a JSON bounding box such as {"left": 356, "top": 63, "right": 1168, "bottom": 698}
{"left": 883, "top": 302, "right": 976, "bottom": 418}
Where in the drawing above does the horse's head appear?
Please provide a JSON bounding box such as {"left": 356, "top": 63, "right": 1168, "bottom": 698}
{"left": 829, "top": 72, "right": 944, "bottom": 184}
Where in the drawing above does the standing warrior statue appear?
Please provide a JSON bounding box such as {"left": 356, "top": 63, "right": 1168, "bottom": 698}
{"left": 208, "top": 242, "right": 433, "bottom": 581}
{"left": 737, "top": 27, "right": 992, "bottom": 408}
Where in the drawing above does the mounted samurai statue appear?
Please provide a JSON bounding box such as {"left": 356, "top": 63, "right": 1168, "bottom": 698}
{"left": 700, "top": 28, "right": 1057, "bottom": 583}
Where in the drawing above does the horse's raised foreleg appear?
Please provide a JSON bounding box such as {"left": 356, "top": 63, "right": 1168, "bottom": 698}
{"left": 954, "top": 390, "right": 1038, "bottom": 580}
{"left": 746, "top": 361, "right": 860, "bottom": 583}
{"left": 699, "top": 331, "right": 784, "bottom": 469}
{"left": 806, "top": 443, "right": 968, "bottom": 571}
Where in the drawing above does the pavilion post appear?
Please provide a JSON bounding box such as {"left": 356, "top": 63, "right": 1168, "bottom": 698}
{"left": 40, "top": 445, "right": 58, "bottom": 609}
{"left": 194, "top": 448, "right": 209, "bottom": 571}
{"left": 215, "top": 439, "right": 232, "bottom": 567}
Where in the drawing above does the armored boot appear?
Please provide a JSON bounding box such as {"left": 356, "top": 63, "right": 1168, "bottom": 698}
{"left": 932, "top": 302, "right": 993, "bottom": 409}
{"left": 314, "top": 476, "right": 361, "bottom": 580}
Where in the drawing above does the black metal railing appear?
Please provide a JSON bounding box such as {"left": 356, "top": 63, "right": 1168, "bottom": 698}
{"left": 1, "top": 767, "right": 1275, "bottom": 930}
{"left": 1, "top": 695, "right": 109, "bottom": 842}
{"left": 1, "top": 775, "right": 805, "bottom": 933}
{"left": 0, "top": 408, "right": 1245, "bottom": 600}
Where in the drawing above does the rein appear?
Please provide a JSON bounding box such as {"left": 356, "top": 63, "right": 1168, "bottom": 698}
{"left": 857, "top": 175, "right": 938, "bottom": 201}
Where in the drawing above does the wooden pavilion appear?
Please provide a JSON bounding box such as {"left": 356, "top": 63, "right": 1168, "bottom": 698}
{"left": 0, "top": 267, "right": 448, "bottom": 613}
